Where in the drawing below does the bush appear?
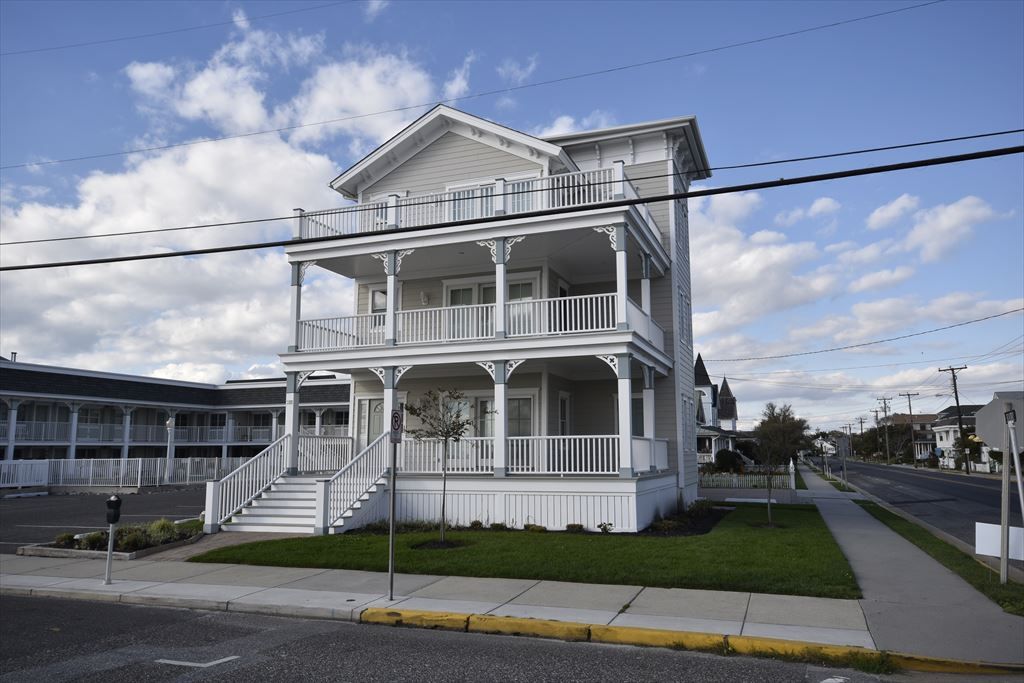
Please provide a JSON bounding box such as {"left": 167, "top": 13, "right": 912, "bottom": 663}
{"left": 649, "top": 518, "right": 684, "bottom": 533}
{"left": 118, "top": 530, "right": 150, "bottom": 553}
{"left": 714, "top": 449, "right": 744, "bottom": 474}
{"left": 687, "top": 499, "right": 715, "bottom": 519}
{"left": 469, "top": 520, "right": 484, "bottom": 530}
{"left": 176, "top": 519, "right": 203, "bottom": 537}
{"left": 525, "top": 524, "right": 547, "bottom": 533}
{"left": 148, "top": 519, "right": 178, "bottom": 545}
{"left": 489, "top": 522, "right": 508, "bottom": 531}
{"left": 565, "top": 523, "right": 584, "bottom": 533}
{"left": 954, "top": 456, "right": 964, "bottom": 472}
{"left": 597, "top": 522, "right": 614, "bottom": 534}
{"left": 82, "top": 531, "right": 108, "bottom": 551}
{"left": 53, "top": 532, "right": 76, "bottom": 548}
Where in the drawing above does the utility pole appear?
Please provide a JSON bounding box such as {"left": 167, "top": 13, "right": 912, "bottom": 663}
{"left": 939, "top": 366, "right": 969, "bottom": 475}
{"left": 872, "top": 409, "right": 881, "bottom": 460}
{"left": 900, "top": 392, "right": 920, "bottom": 468}
{"left": 877, "top": 397, "right": 893, "bottom": 465}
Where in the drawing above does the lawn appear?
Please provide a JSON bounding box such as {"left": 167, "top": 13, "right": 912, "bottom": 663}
{"left": 827, "top": 479, "right": 855, "bottom": 493}
{"left": 191, "top": 505, "right": 861, "bottom": 599}
{"left": 856, "top": 501, "right": 1024, "bottom": 616}
{"left": 794, "top": 466, "right": 807, "bottom": 490}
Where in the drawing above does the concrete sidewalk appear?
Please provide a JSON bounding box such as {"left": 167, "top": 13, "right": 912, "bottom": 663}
{"left": 798, "top": 465, "right": 1024, "bottom": 665}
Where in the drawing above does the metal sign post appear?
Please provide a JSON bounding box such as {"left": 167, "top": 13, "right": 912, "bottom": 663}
{"left": 388, "top": 408, "right": 403, "bottom": 601}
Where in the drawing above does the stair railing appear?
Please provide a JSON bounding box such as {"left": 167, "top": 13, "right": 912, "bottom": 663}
{"left": 314, "top": 433, "right": 389, "bottom": 534}
{"left": 204, "top": 434, "right": 290, "bottom": 532}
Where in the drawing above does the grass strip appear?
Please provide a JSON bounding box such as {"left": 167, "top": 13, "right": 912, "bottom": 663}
{"left": 855, "top": 500, "right": 1024, "bottom": 616}
{"left": 827, "top": 479, "right": 855, "bottom": 493}
{"left": 191, "top": 505, "right": 859, "bottom": 599}
{"left": 793, "top": 467, "right": 808, "bottom": 490}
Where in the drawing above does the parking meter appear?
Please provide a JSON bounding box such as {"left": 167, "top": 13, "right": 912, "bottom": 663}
{"left": 106, "top": 495, "right": 122, "bottom": 524}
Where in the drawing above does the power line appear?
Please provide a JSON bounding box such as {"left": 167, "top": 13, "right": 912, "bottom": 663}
{"left": 2, "top": 144, "right": 1021, "bottom": 272}
{"left": 0, "top": 1, "right": 351, "bottom": 57}
{"left": 0, "top": 0, "right": 947, "bottom": 170}
{"left": 4, "top": 127, "right": 1022, "bottom": 247}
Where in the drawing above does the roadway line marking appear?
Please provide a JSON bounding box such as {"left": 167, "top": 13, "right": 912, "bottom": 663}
{"left": 154, "top": 656, "right": 240, "bottom": 668}
{"left": 852, "top": 466, "right": 1004, "bottom": 491}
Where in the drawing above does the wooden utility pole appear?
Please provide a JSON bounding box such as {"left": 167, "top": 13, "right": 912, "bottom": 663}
{"left": 877, "top": 397, "right": 893, "bottom": 465}
{"left": 939, "top": 366, "right": 969, "bottom": 475}
{"left": 900, "top": 392, "right": 920, "bottom": 468}
{"left": 872, "top": 409, "right": 881, "bottom": 460}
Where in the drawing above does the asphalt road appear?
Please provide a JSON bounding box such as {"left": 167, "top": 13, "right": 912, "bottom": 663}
{"left": 840, "top": 460, "right": 1022, "bottom": 548}
{"left": 0, "top": 488, "right": 206, "bottom": 553}
{"left": 0, "top": 595, "right": 889, "bottom": 683}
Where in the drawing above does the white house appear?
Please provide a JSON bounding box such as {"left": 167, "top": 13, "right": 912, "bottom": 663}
{"left": 203, "top": 105, "right": 711, "bottom": 534}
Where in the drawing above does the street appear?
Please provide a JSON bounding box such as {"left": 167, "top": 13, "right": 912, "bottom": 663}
{"left": 0, "top": 595, "right": 885, "bottom": 683}
{"left": 840, "top": 460, "right": 1022, "bottom": 549}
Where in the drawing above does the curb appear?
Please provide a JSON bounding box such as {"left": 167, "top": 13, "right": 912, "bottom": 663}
{"left": 357, "top": 607, "right": 1024, "bottom": 675}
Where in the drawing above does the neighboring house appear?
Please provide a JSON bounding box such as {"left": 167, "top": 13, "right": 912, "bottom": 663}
{"left": 813, "top": 437, "right": 836, "bottom": 456}
{"left": 0, "top": 358, "right": 350, "bottom": 461}
{"left": 932, "top": 404, "right": 987, "bottom": 469}
{"left": 975, "top": 391, "right": 1023, "bottom": 473}
{"left": 694, "top": 354, "right": 740, "bottom": 465}
{"left": 880, "top": 412, "right": 937, "bottom": 462}
{"left": 205, "top": 104, "right": 711, "bottom": 534}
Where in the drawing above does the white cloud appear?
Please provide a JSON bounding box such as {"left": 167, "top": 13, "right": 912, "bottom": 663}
{"left": 836, "top": 238, "right": 895, "bottom": 265}
{"left": 774, "top": 196, "right": 840, "bottom": 226}
{"left": 867, "top": 193, "right": 918, "bottom": 230}
{"left": 533, "top": 110, "right": 615, "bottom": 137}
{"left": 749, "top": 230, "right": 787, "bottom": 245}
{"left": 125, "top": 61, "right": 177, "bottom": 100}
{"left": 232, "top": 8, "right": 251, "bottom": 30}
{"left": 904, "top": 196, "right": 999, "bottom": 263}
{"left": 848, "top": 266, "right": 915, "bottom": 293}
{"left": 825, "top": 240, "right": 857, "bottom": 253}
{"left": 497, "top": 55, "right": 538, "bottom": 85}
{"left": 443, "top": 52, "right": 476, "bottom": 101}
{"left": 364, "top": 0, "right": 389, "bottom": 21}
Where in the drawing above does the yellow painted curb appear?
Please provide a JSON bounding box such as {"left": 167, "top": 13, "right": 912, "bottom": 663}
{"left": 888, "top": 652, "right": 1024, "bottom": 676}
{"left": 726, "top": 634, "right": 871, "bottom": 660}
{"left": 590, "top": 624, "right": 724, "bottom": 652}
{"left": 468, "top": 614, "right": 589, "bottom": 641}
{"left": 360, "top": 607, "right": 468, "bottom": 631}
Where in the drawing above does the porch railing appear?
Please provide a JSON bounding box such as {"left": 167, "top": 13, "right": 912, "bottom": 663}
{"left": 299, "top": 425, "right": 349, "bottom": 437}
{"left": 626, "top": 300, "right": 666, "bottom": 350}
{"left": 230, "top": 425, "right": 273, "bottom": 442}
{"left": 396, "top": 304, "right": 495, "bottom": 343}
{"left": 209, "top": 435, "right": 290, "bottom": 525}
{"left": 632, "top": 438, "right": 669, "bottom": 472}
{"left": 174, "top": 426, "right": 227, "bottom": 443}
{"left": 7, "top": 422, "right": 71, "bottom": 442}
{"left": 303, "top": 201, "right": 387, "bottom": 238}
{"left": 131, "top": 424, "right": 168, "bottom": 442}
{"left": 298, "top": 435, "right": 353, "bottom": 472}
{"left": 507, "top": 435, "right": 619, "bottom": 474}
{"left": 76, "top": 423, "right": 125, "bottom": 442}
{"left": 507, "top": 293, "right": 616, "bottom": 337}
{"left": 324, "top": 433, "right": 388, "bottom": 527}
{"left": 399, "top": 437, "right": 494, "bottom": 473}
{"left": 298, "top": 314, "right": 385, "bottom": 350}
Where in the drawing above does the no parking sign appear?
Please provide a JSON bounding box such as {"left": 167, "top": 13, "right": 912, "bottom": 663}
{"left": 389, "top": 409, "right": 403, "bottom": 444}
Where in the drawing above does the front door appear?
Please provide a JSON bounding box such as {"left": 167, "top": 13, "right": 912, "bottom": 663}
{"left": 357, "top": 399, "right": 384, "bottom": 451}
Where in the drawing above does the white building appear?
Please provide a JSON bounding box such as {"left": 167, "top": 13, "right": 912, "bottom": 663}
{"left": 204, "top": 105, "right": 711, "bottom": 534}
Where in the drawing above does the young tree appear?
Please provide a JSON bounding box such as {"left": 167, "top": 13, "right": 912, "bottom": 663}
{"left": 405, "top": 388, "right": 475, "bottom": 544}
{"left": 753, "top": 403, "right": 810, "bottom": 527}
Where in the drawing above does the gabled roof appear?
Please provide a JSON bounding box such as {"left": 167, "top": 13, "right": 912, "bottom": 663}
{"left": 717, "top": 378, "right": 737, "bottom": 420}
{"left": 329, "top": 105, "right": 577, "bottom": 199}
{"left": 694, "top": 354, "right": 712, "bottom": 387}
{"left": 719, "top": 377, "right": 734, "bottom": 398}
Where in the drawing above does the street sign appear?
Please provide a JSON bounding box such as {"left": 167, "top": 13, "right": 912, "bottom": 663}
{"left": 389, "top": 409, "right": 403, "bottom": 444}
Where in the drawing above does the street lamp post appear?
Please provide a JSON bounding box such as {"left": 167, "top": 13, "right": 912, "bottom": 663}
{"left": 164, "top": 417, "right": 175, "bottom": 485}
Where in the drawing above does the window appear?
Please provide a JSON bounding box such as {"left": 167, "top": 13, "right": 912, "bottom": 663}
{"left": 631, "top": 397, "right": 644, "bottom": 438}
{"left": 477, "top": 399, "right": 494, "bottom": 437}
{"left": 558, "top": 393, "right": 571, "bottom": 436}
{"left": 508, "top": 397, "right": 532, "bottom": 437}
{"left": 370, "top": 288, "right": 387, "bottom": 315}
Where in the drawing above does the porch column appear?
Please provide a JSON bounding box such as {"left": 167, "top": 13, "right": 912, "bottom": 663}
{"left": 640, "top": 253, "right": 652, "bottom": 316}
{"left": 494, "top": 237, "right": 507, "bottom": 338}
{"left": 615, "top": 225, "right": 629, "bottom": 330}
{"left": 616, "top": 353, "right": 633, "bottom": 477}
{"left": 288, "top": 262, "right": 303, "bottom": 352}
{"left": 384, "top": 251, "right": 398, "bottom": 346}
{"left": 493, "top": 362, "right": 507, "bottom": 477}
{"left": 642, "top": 365, "right": 656, "bottom": 472}
{"left": 67, "top": 402, "right": 80, "bottom": 460}
{"left": 4, "top": 399, "right": 19, "bottom": 461}
{"left": 222, "top": 412, "right": 235, "bottom": 460}
{"left": 270, "top": 410, "right": 281, "bottom": 441}
{"left": 314, "top": 408, "right": 325, "bottom": 436}
{"left": 120, "top": 407, "right": 133, "bottom": 459}
{"left": 284, "top": 373, "right": 300, "bottom": 474}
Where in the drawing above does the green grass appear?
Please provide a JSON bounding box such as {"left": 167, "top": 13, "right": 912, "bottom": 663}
{"left": 827, "top": 479, "right": 855, "bottom": 493}
{"left": 855, "top": 501, "right": 1024, "bottom": 616}
{"left": 793, "top": 467, "right": 807, "bottom": 490}
{"left": 191, "top": 505, "right": 860, "bottom": 599}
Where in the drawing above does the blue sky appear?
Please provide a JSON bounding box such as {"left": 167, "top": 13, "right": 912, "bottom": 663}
{"left": 1, "top": 0, "right": 1021, "bottom": 430}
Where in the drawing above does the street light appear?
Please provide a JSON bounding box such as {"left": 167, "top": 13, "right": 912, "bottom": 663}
{"left": 164, "top": 417, "right": 175, "bottom": 484}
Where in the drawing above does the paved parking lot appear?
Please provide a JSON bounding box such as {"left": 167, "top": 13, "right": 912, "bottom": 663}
{"left": 0, "top": 487, "right": 206, "bottom": 553}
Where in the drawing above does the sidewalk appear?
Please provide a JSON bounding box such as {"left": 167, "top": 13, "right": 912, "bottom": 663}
{"left": 798, "top": 465, "right": 1024, "bottom": 665}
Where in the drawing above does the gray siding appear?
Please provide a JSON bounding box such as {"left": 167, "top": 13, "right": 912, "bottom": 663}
{"left": 364, "top": 132, "right": 542, "bottom": 199}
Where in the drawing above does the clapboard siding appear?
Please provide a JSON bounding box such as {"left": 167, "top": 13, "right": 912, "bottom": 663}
{"left": 364, "top": 131, "right": 542, "bottom": 199}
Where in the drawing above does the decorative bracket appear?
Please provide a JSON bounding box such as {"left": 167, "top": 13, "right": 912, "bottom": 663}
{"left": 296, "top": 371, "right": 315, "bottom": 388}
{"left": 368, "top": 367, "right": 386, "bottom": 385}
{"left": 370, "top": 253, "right": 390, "bottom": 275}
{"left": 475, "top": 361, "right": 496, "bottom": 381}
{"left": 505, "top": 359, "right": 525, "bottom": 379}
{"left": 297, "top": 260, "right": 317, "bottom": 285}
{"left": 477, "top": 236, "right": 525, "bottom": 263}
{"left": 597, "top": 355, "right": 618, "bottom": 375}
{"left": 395, "top": 366, "right": 412, "bottom": 384}
{"left": 395, "top": 249, "right": 415, "bottom": 274}
{"left": 593, "top": 226, "right": 617, "bottom": 250}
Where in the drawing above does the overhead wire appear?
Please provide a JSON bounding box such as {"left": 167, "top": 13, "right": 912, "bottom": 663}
{"left": 0, "top": 0, "right": 949, "bottom": 170}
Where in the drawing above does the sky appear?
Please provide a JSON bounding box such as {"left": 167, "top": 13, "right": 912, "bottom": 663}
{"left": 1, "top": 0, "right": 1022, "bottom": 432}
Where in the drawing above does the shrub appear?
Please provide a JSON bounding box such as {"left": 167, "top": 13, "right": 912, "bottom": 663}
{"left": 118, "top": 530, "right": 151, "bottom": 553}
{"left": 489, "top": 522, "right": 508, "bottom": 531}
{"left": 82, "top": 531, "right": 108, "bottom": 551}
{"left": 714, "top": 449, "right": 743, "bottom": 474}
{"left": 175, "top": 519, "right": 204, "bottom": 537}
{"left": 148, "top": 519, "right": 178, "bottom": 545}
{"left": 565, "top": 523, "right": 584, "bottom": 533}
{"left": 597, "top": 522, "right": 614, "bottom": 534}
{"left": 469, "top": 520, "right": 484, "bottom": 530}
{"left": 649, "top": 518, "right": 683, "bottom": 533}
{"left": 53, "top": 532, "right": 76, "bottom": 548}
{"left": 687, "top": 499, "right": 714, "bottom": 519}
{"left": 524, "top": 524, "right": 547, "bottom": 533}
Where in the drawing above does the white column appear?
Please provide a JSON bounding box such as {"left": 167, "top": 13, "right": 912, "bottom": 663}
{"left": 284, "top": 374, "right": 300, "bottom": 474}
{"left": 493, "top": 178, "right": 506, "bottom": 216}
{"left": 121, "top": 407, "right": 132, "bottom": 459}
{"left": 617, "top": 354, "right": 633, "bottom": 477}
{"left": 271, "top": 410, "right": 281, "bottom": 441}
{"left": 642, "top": 365, "right": 656, "bottom": 473}
{"left": 494, "top": 238, "right": 507, "bottom": 338}
{"left": 384, "top": 252, "right": 398, "bottom": 346}
{"left": 612, "top": 160, "right": 626, "bottom": 199}
{"left": 615, "top": 225, "right": 629, "bottom": 330}
{"left": 67, "top": 403, "right": 80, "bottom": 460}
{"left": 640, "top": 253, "right": 652, "bottom": 316}
{"left": 493, "top": 363, "right": 507, "bottom": 477}
{"left": 164, "top": 413, "right": 176, "bottom": 484}
{"left": 292, "top": 207, "right": 304, "bottom": 239}
{"left": 288, "top": 262, "right": 302, "bottom": 352}
{"left": 4, "top": 400, "right": 19, "bottom": 461}
{"left": 386, "top": 194, "right": 400, "bottom": 228}
{"left": 314, "top": 408, "right": 324, "bottom": 436}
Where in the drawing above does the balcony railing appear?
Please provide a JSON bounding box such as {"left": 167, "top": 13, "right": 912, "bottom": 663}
{"left": 6, "top": 422, "right": 72, "bottom": 442}
{"left": 507, "top": 293, "right": 616, "bottom": 337}
{"left": 78, "top": 423, "right": 125, "bottom": 442}
{"left": 131, "top": 424, "right": 168, "bottom": 442}
{"left": 397, "top": 304, "right": 495, "bottom": 344}
{"left": 507, "top": 436, "right": 620, "bottom": 475}
{"left": 229, "top": 426, "right": 274, "bottom": 442}
{"left": 300, "top": 168, "right": 625, "bottom": 239}
{"left": 173, "top": 426, "right": 227, "bottom": 443}
{"left": 299, "top": 425, "right": 349, "bottom": 437}
{"left": 299, "top": 314, "right": 385, "bottom": 350}
{"left": 626, "top": 299, "right": 665, "bottom": 349}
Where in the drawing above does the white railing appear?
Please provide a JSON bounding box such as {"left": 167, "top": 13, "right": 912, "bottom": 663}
{"left": 626, "top": 300, "right": 666, "bottom": 351}
{"left": 174, "top": 426, "right": 227, "bottom": 443}
{"left": 399, "top": 437, "right": 494, "bottom": 473}
{"left": 11, "top": 422, "right": 71, "bottom": 441}
{"left": 300, "top": 168, "right": 627, "bottom": 238}
{"left": 699, "top": 472, "right": 793, "bottom": 489}
{"left": 77, "top": 423, "right": 125, "bottom": 442}
{"left": 303, "top": 201, "right": 388, "bottom": 238}
{"left": 397, "top": 304, "right": 495, "bottom": 343}
{"left": 213, "top": 435, "right": 291, "bottom": 524}
{"left": 0, "top": 422, "right": 7, "bottom": 439}
{"left": 299, "top": 435, "right": 353, "bottom": 472}
{"left": 298, "top": 314, "right": 385, "bottom": 350}
{"left": 131, "top": 424, "right": 168, "bottom": 442}
{"left": 631, "top": 438, "right": 671, "bottom": 472}
{"left": 0, "top": 460, "right": 48, "bottom": 488}
{"left": 230, "top": 425, "right": 273, "bottom": 442}
{"left": 507, "top": 293, "right": 617, "bottom": 337}
{"left": 507, "top": 436, "right": 619, "bottom": 474}
{"left": 325, "top": 433, "right": 389, "bottom": 526}
{"left": 299, "top": 425, "right": 349, "bottom": 437}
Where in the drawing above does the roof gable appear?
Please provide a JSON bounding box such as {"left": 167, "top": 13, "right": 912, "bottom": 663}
{"left": 694, "top": 354, "right": 712, "bottom": 387}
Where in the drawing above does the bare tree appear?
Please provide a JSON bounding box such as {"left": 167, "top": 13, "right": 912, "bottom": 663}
{"left": 405, "top": 389, "right": 475, "bottom": 544}
{"left": 753, "top": 403, "right": 810, "bottom": 527}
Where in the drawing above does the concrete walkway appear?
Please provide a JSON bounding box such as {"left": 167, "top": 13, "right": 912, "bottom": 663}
{"left": 798, "top": 465, "right": 1024, "bottom": 665}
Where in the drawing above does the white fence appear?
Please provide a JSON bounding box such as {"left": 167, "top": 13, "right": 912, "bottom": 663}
{"left": 399, "top": 438, "right": 494, "bottom": 473}
{"left": 0, "top": 457, "right": 251, "bottom": 488}
{"left": 699, "top": 471, "right": 794, "bottom": 490}
{"left": 507, "top": 436, "right": 619, "bottom": 474}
